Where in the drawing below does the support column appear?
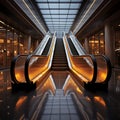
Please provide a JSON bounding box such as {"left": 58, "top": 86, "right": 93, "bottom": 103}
{"left": 28, "top": 35, "right": 31, "bottom": 54}
{"left": 24, "top": 35, "right": 31, "bottom": 54}
{"left": 104, "top": 23, "right": 114, "bottom": 65}
{"left": 84, "top": 38, "right": 89, "bottom": 53}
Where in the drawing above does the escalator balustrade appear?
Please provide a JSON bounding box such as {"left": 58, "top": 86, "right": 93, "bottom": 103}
{"left": 10, "top": 34, "right": 112, "bottom": 91}
{"left": 10, "top": 36, "right": 55, "bottom": 91}
{"left": 63, "top": 35, "right": 112, "bottom": 90}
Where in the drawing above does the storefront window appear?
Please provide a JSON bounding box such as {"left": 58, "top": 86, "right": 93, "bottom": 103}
{"left": 0, "top": 20, "right": 29, "bottom": 69}
{"left": 89, "top": 31, "right": 105, "bottom": 55}
{"left": 14, "top": 31, "right": 19, "bottom": 56}
{"left": 19, "top": 34, "right": 26, "bottom": 54}
{"left": 6, "top": 27, "right": 14, "bottom": 66}
{"left": 0, "top": 23, "right": 6, "bottom": 68}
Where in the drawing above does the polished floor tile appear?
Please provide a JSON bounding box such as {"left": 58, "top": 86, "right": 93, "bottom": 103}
{"left": 0, "top": 69, "right": 120, "bottom": 120}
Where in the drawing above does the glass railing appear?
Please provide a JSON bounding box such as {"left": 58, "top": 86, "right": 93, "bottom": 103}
{"left": 71, "top": 55, "right": 97, "bottom": 83}
{"left": 95, "top": 55, "right": 111, "bottom": 83}
{"left": 25, "top": 55, "right": 50, "bottom": 84}
{"left": 63, "top": 36, "right": 97, "bottom": 83}
{"left": 64, "top": 34, "right": 112, "bottom": 85}
{"left": 25, "top": 35, "right": 56, "bottom": 84}
{"left": 10, "top": 55, "right": 28, "bottom": 84}
{"left": 33, "top": 33, "right": 50, "bottom": 55}
{"left": 10, "top": 33, "right": 56, "bottom": 85}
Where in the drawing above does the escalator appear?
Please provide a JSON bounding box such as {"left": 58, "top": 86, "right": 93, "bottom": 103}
{"left": 10, "top": 34, "right": 55, "bottom": 91}
{"left": 42, "top": 38, "right": 52, "bottom": 55}
{"left": 63, "top": 34, "right": 112, "bottom": 91}
{"left": 67, "top": 38, "right": 79, "bottom": 55}
{"left": 10, "top": 32, "right": 111, "bottom": 91}
{"left": 51, "top": 38, "right": 69, "bottom": 71}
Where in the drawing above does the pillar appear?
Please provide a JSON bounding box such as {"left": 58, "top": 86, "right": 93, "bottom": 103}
{"left": 84, "top": 37, "right": 89, "bottom": 53}
{"left": 27, "top": 35, "right": 31, "bottom": 54}
{"left": 24, "top": 35, "right": 31, "bottom": 54}
{"left": 104, "top": 23, "right": 114, "bottom": 65}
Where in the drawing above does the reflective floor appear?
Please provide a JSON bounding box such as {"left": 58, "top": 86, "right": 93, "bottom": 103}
{"left": 0, "top": 68, "right": 120, "bottom": 120}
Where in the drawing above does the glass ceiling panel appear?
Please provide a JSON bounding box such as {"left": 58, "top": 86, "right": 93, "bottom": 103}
{"left": 60, "top": 10, "right": 68, "bottom": 14}
{"left": 37, "top": 3, "right": 48, "bottom": 8}
{"left": 43, "top": 15, "right": 51, "bottom": 18}
{"left": 48, "top": 0, "right": 59, "bottom": 2}
{"left": 49, "top": 3, "right": 59, "bottom": 8}
{"left": 69, "top": 10, "right": 78, "bottom": 14}
{"left": 51, "top": 15, "right": 60, "bottom": 18}
{"left": 50, "top": 10, "right": 59, "bottom": 14}
{"left": 36, "top": 0, "right": 47, "bottom": 2}
{"left": 58, "top": 0, "right": 71, "bottom": 2}
{"left": 70, "top": 4, "right": 81, "bottom": 8}
{"left": 35, "top": 0, "right": 84, "bottom": 37}
{"left": 45, "top": 19, "right": 52, "bottom": 22}
{"left": 59, "top": 15, "right": 68, "bottom": 18}
{"left": 41, "top": 10, "right": 50, "bottom": 14}
{"left": 71, "top": 0, "right": 83, "bottom": 1}
{"left": 60, "top": 4, "right": 70, "bottom": 9}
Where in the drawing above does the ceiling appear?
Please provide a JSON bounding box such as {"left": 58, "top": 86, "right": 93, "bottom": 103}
{"left": 35, "top": 0, "right": 84, "bottom": 37}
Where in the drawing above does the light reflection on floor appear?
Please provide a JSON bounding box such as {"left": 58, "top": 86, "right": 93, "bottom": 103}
{"left": 0, "top": 69, "right": 120, "bottom": 119}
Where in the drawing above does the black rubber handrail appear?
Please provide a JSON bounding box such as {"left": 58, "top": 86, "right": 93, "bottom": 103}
{"left": 95, "top": 55, "right": 112, "bottom": 83}
{"left": 25, "top": 54, "right": 33, "bottom": 84}
{"left": 10, "top": 55, "right": 28, "bottom": 84}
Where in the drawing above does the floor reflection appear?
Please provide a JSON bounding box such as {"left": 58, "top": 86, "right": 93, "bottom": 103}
{"left": 0, "top": 69, "right": 120, "bottom": 119}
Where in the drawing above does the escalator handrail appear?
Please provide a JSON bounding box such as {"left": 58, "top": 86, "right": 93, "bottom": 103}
{"left": 63, "top": 36, "right": 97, "bottom": 83}
{"left": 25, "top": 54, "right": 49, "bottom": 84}
{"left": 71, "top": 54, "right": 97, "bottom": 83}
{"left": 33, "top": 33, "right": 50, "bottom": 55}
{"left": 10, "top": 54, "right": 28, "bottom": 84}
{"left": 70, "top": 32, "right": 87, "bottom": 55}
{"left": 95, "top": 54, "right": 112, "bottom": 83}
{"left": 10, "top": 35, "right": 52, "bottom": 84}
{"left": 25, "top": 35, "right": 56, "bottom": 83}
{"left": 67, "top": 34, "right": 112, "bottom": 84}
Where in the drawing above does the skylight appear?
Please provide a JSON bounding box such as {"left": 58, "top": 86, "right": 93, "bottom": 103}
{"left": 35, "top": 0, "right": 83, "bottom": 37}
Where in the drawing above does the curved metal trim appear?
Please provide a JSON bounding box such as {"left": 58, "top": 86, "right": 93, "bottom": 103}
{"left": 88, "top": 54, "right": 97, "bottom": 83}
{"left": 10, "top": 55, "right": 28, "bottom": 84}
{"left": 25, "top": 54, "right": 47, "bottom": 84}
{"left": 25, "top": 54, "right": 33, "bottom": 84}
{"left": 64, "top": 36, "right": 97, "bottom": 84}
{"left": 73, "top": 54, "right": 97, "bottom": 83}
{"left": 96, "top": 55, "right": 112, "bottom": 83}
{"left": 70, "top": 54, "right": 97, "bottom": 84}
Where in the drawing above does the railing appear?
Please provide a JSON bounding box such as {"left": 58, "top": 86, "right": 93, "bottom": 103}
{"left": 63, "top": 35, "right": 97, "bottom": 83}
{"left": 69, "top": 33, "right": 112, "bottom": 84}
{"left": 33, "top": 33, "right": 50, "bottom": 55}
{"left": 95, "top": 55, "right": 112, "bottom": 83}
{"left": 25, "top": 35, "right": 56, "bottom": 84}
{"left": 10, "top": 33, "right": 56, "bottom": 85}
{"left": 10, "top": 55, "right": 28, "bottom": 84}
{"left": 69, "top": 32, "right": 87, "bottom": 55}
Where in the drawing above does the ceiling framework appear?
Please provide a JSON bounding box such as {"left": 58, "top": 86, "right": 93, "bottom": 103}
{"left": 35, "top": 0, "right": 84, "bottom": 37}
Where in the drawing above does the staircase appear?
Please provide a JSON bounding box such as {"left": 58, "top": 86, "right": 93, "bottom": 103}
{"left": 51, "top": 38, "right": 69, "bottom": 71}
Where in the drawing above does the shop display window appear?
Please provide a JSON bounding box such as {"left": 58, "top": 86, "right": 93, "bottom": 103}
{"left": 88, "top": 31, "right": 105, "bottom": 55}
